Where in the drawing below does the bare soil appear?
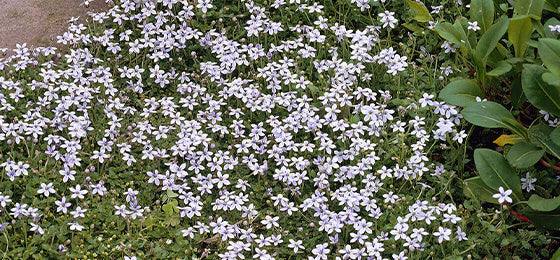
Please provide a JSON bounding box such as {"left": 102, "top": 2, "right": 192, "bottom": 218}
{"left": 0, "top": 0, "right": 107, "bottom": 50}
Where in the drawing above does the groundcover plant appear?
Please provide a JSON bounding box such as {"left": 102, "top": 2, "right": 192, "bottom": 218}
{"left": 0, "top": 0, "right": 557, "bottom": 259}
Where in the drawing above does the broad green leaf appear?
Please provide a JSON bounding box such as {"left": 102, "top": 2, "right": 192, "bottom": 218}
{"left": 542, "top": 72, "right": 560, "bottom": 87}
{"left": 470, "top": 0, "right": 495, "bottom": 32}
{"left": 462, "top": 101, "right": 519, "bottom": 129}
{"left": 406, "top": 0, "right": 433, "bottom": 22}
{"left": 514, "top": 0, "right": 546, "bottom": 19}
{"left": 402, "top": 23, "right": 424, "bottom": 34}
{"left": 528, "top": 194, "right": 560, "bottom": 211}
{"left": 494, "top": 134, "right": 524, "bottom": 146}
{"left": 551, "top": 127, "right": 560, "bottom": 146}
{"left": 463, "top": 176, "right": 500, "bottom": 204}
{"left": 509, "top": 15, "right": 534, "bottom": 57}
{"left": 539, "top": 38, "right": 560, "bottom": 76}
{"left": 552, "top": 246, "right": 560, "bottom": 260}
{"left": 439, "top": 79, "right": 484, "bottom": 106}
{"left": 435, "top": 22, "right": 463, "bottom": 46}
{"left": 476, "top": 19, "right": 510, "bottom": 62}
{"left": 528, "top": 124, "right": 560, "bottom": 159}
{"left": 454, "top": 18, "right": 471, "bottom": 49}
{"left": 521, "top": 207, "right": 560, "bottom": 230}
{"left": 522, "top": 64, "right": 560, "bottom": 116}
{"left": 474, "top": 148, "right": 524, "bottom": 202}
{"left": 501, "top": 117, "right": 529, "bottom": 139}
{"left": 511, "top": 77, "right": 527, "bottom": 108}
{"left": 487, "top": 60, "right": 513, "bottom": 76}
{"left": 506, "top": 141, "right": 545, "bottom": 168}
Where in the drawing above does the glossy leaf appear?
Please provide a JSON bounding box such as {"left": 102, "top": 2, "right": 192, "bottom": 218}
{"left": 463, "top": 176, "right": 500, "bottom": 204}
{"left": 522, "top": 64, "right": 560, "bottom": 116}
{"left": 506, "top": 141, "right": 545, "bottom": 168}
{"left": 470, "top": 0, "right": 494, "bottom": 32}
{"left": 528, "top": 194, "right": 560, "bottom": 212}
{"left": 439, "top": 79, "right": 484, "bottom": 106}
{"left": 476, "top": 18, "right": 510, "bottom": 62}
{"left": 474, "top": 148, "right": 523, "bottom": 202}
{"left": 509, "top": 15, "right": 533, "bottom": 57}
{"left": 406, "top": 0, "right": 433, "bottom": 22}
{"left": 539, "top": 38, "right": 560, "bottom": 76}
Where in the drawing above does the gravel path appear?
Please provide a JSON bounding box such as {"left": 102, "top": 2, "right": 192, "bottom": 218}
{"left": 0, "top": 0, "right": 107, "bottom": 49}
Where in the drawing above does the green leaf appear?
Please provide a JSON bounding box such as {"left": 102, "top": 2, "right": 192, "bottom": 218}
{"left": 402, "top": 23, "right": 424, "bottom": 34}
{"left": 463, "top": 176, "right": 500, "bottom": 204}
{"left": 521, "top": 207, "right": 560, "bottom": 230}
{"left": 528, "top": 194, "right": 560, "bottom": 211}
{"left": 509, "top": 15, "right": 534, "bottom": 57}
{"left": 470, "top": 0, "right": 495, "bottom": 32}
{"left": 522, "top": 64, "right": 560, "bottom": 116}
{"left": 542, "top": 72, "right": 560, "bottom": 87}
{"left": 435, "top": 22, "right": 463, "bottom": 46}
{"left": 462, "top": 101, "right": 520, "bottom": 130}
{"left": 487, "top": 60, "right": 513, "bottom": 76}
{"left": 474, "top": 148, "right": 524, "bottom": 202}
{"left": 539, "top": 38, "right": 560, "bottom": 76}
{"left": 528, "top": 124, "right": 560, "bottom": 159}
{"left": 439, "top": 79, "right": 484, "bottom": 106}
{"left": 167, "top": 189, "right": 179, "bottom": 198}
{"left": 551, "top": 127, "right": 560, "bottom": 146}
{"left": 552, "top": 246, "right": 560, "bottom": 260}
{"left": 406, "top": 0, "right": 433, "bottom": 22}
{"left": 514, "top": 0, "right": 546, "bottom": 19}
{"left": 476, "top": 18, "right": 510, "bottom": 62}
{"left": 162, "top": 199, "right": 178, "bottom": 216}
{"left": 511, "top": 77, "right": 527, "bottom": 108}
{"left": 506, "top": 141, "right": 545, "bottom": 168}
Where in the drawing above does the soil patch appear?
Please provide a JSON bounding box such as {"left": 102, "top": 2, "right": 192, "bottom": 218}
{"left": 0, "top": 0, "right": 107, "bottom": 50}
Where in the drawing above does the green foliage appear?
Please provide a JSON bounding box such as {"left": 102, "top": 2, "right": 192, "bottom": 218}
{"left": 509, "top": 15, "right": 534, "bottom": 57}
{"left": 528, "top": 194, "right": 560, "bottom": 211}
{"left": 506, "top": 141, "right": 546, "bottom": 168}
{"left": 462, "top": 101, "right": 522, "bottom": 134}
{"left": 406, "top": 0, "right": 433, "bottom": 22}
{"left": 473, "top": 148, "right": 524, "bottom": 202}
{"left": 439, "top": 78, "right": 484, "bottom": 106}
{"left": 475, "top": 18, "right": 510, "bottom": 64}
{"left": 463, "top": 176, "right": 500, "bottom": 204}
{"left": 470, "top": 0, "right": 495, "bottom": 32}
{"left": 522, "top": 64, "right": 560, "bottom": 117}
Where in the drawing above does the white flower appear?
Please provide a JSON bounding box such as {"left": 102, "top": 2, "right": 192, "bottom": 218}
{"left": 467, "top": 21, "right": 481, "bottom": 31}
{"left": 288, "top": 239, "right": 304, "bottom": 253}
{"left": 29, "top": 223, "right": 45, "bottom": 234}
{"left": 37, "top": 182, "right": 56, "bottom": 197}
{"left": 433, "top": 226, "right": 451, "bottom": 243}
{"left": 492, "top": 186, "right": 513, "bottom": 204}
{"left": 521, "top": 172, "right": 537, "bottom": 192}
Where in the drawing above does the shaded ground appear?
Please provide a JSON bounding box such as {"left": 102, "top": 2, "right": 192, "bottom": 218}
{"left": 0, "top": 0, "right": 107, "bottom": 50}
